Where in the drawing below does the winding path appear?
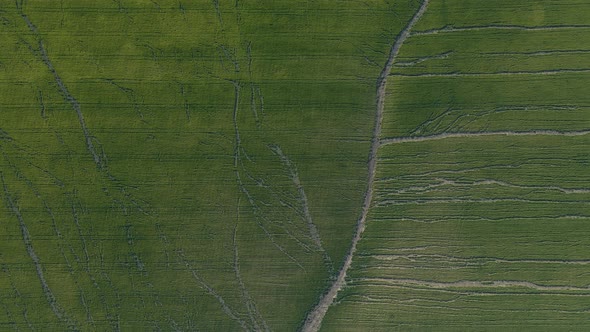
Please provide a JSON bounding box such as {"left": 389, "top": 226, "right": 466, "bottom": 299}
{"left": 300, "top": 1, "right": 430, "bottom": 331}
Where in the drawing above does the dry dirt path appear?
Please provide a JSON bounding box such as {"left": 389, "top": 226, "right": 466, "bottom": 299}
{"left": 299, "top": 1, "right": 431, "bottom": 331}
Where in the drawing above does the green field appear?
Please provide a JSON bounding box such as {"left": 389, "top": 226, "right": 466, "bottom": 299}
{"left": 321, "top": 0, "right": 590, "bottom": 331}
{"left": 0, "top": 0, "right": 589, "bottom": 331}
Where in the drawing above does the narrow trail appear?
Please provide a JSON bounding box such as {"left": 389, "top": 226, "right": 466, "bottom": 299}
{"left": 300, "top": 1, "right": 430, "bottom": 331}
{"left": 381, "top": 129, "right": 590, "bottom": 145}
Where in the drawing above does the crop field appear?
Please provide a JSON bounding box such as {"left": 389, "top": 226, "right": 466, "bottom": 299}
{"left": 0, "top": 0, "right": 588, "bottom": 331}
{"left": 320, "top": 0, "right": 590, "bottom": 331}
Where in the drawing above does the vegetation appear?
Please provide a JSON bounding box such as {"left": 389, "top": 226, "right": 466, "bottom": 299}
{"left": 0, "top": 0, "right": 415, "bottom": 330}
{"left": 321, "top": 0, "right": 590, "bottom": 330}
{"left": 0, "top": 0, "right": 588, "bottom": 331}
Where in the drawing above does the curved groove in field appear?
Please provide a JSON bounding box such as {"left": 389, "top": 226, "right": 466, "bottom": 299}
{"left": 16, "top": 7, "right": 179, "bottom": 329}
{"left": 381, "top": 129, "right": 590, "bottom": 145}
{"left": 0, "top": 173, "right": 78, "bottom": 330}
{"left": 4, "top": 268, "right": 35, "bottom": 329}
{"left": 19, "top": 11, "right": 105, "bottom": 170}
{"left": 300, "top": 1, "right": 430, "bottom": 331}
{"left": 0, "top": 145, "right": 117, "bottom": 329}
{"left": 233, "top": 203, "right": 270, "bottom": 332}
{"left": 232, "top": 83, "right": 305, "bottom": 270}
{"left": 269, "top": 144, "right": 333, "bottom": 273}
{"left": 181, "top": 254, "right": 250, "bottom": 331}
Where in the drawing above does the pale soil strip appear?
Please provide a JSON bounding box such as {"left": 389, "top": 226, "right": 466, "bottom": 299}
{"left": 346, "top": 296, "right": 590, "bottom": 315}
{"left": 19, "top": 12, "right": 104, "bottom": 170}
{"left": 442, "top": 179, "right": 590, "bottom": 194}
{"left": 412, "top": 24, "right": 590, "bottom": 36}
{"left": 381, "top": 178, "right": 590, "bottom": 195}
{"left": 360, "top": 278, "right": 590, "bottom": 292}
{"left": 300, "top": 1, "right": 430, "bottom": 331}
{"left": 391, "top": 68, "right": 590, "bottom": 77}
{"left": 377, "top": 197, "right": 584, "bottom": 207}
{"left": 0, "top": 173, "right": 78, "bottom": 330}
{"left": 483, "top": 49, "right": 590, "bottom": 56}
{"left": 373, "top": 215, "right": 590, "bottom": 225}
{"left": 394, "top": 51, "right": 453, "bottom": 67}
{"left": 269, "top": 144, "right": 333, "bottom": 272}
{"left": 372, "top": 254, "right": 590, "bottom": 266}
{"left": 381, "top": 130, "right": 590, "bottom": 145}
{"left": 377, "top": 165, "right": 527, "bottom": 184}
